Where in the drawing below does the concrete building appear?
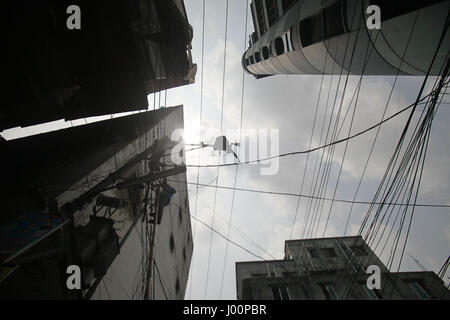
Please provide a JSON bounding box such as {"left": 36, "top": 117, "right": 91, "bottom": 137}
{"left": 242, "top": 0, "right": 450, "bottom": 78}
{"left": 236, "top": 236, "right": 449, "bottom": 300}
{"left": 0, "top": 106, "right": 192, "bottom": 300}
{"left": 2, "top": 0, "right": 196, "bottom": 131}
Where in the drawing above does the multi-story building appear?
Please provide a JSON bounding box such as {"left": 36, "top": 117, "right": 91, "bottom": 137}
{"left": 0, "top": 106, "right": 193, "bottom": 300}
{"left": 2, "top": 0, "right": 196, "bottom": 131}
{"left": 242, "top": 0, "right": 450, "bottom": 78}
{"left": 236, "top": 236, "right": 449, "bottom": 299}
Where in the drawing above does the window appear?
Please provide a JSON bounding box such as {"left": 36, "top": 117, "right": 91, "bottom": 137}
{"left": 254, "top": 0, "right": 267, "bottom": 35}
{"left": 300, "top": 12, "right": 323, "bottom": 47}
{"left": 266, "top": 0, "right": 279, "bottom": 27}
{"left": 271, "top": 286, "right": 290, "bottom": 300}
{"left": 299, "top": 1, "right": 348, "bottom": 48}
{"left": 169, "top": 234, "right": 175, "bottom": 253}
{"left": 182, "top": 246, "right": 186, "bottom": 261}
{"left": 351, "top": 245, "right": 367, "bottom": 256}
{"left": 271, "top": 287, "right": 281, "bottom": 300}
{"left": 178, "top": 207, "right": 182, "bottom": 223}
{"left": 323, "top": 0, "right": 346, "bottom": 39}
{"left": 274, "top": 37, "right": 284, "bottom": 56}
{"left": 321, "top": 283, "right": 338, "bottom": 300}
{"left": 251, "top": 273, "right": 267, "bottom": 278}
{"left": 408, "top": 280, "right": 433, "bottom": 299}
{"left": 323, "top": 248, "right": 338, "bottom": 258}
{"left": 268, "top": 264, "right": 277, "bottom": 277}
{"left": 283, "top": 271, "right": 297, "bottom": 277}
{"left": 282, "top": 0, "right": 297, "bottom": 12}
{"left": 362, "top": 284, "right": 382, "bottom": 300}
{"left": 254, "top": 51, "right": 261, "bottom": 63}
{"left": 262, "top": 46, "right": 270, "bottom": 60}
{"left": 308, "top": 248, "right": 320, "bottom": 258}
{"left": 175, "top": 277, "right": 180, "bottom": 294}
{"left": 370, "top": 0, "right": 444, "bottom": 23}
{"left": 280, "top": 286, "right": 290, "bottom": 300}
{"left": 242, "top": 281, "right": 253, "bottom": 299}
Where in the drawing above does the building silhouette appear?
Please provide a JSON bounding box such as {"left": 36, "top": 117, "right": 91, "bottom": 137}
{"left": 2, "top": 0, "right": 196, "bottom": 131}
{"left": 242, "top": 0, "right": 450, "bottom": 78}
{"left": 0, "top": 106, "right": 192, "bottom": 300}
{"left": 236, "top": 236, "right": 449, "bottom": 299}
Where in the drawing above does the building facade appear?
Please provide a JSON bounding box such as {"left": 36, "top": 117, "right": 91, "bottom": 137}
{"left": 2, "top": 0, "right": 196, "bottom": 131}
{"left": 242, "top": 0, "right": 450, "bottom": 78}
{"left": 0, "top": 106, "right": 193, "bottom": 300}
{"left": 236, "top": 236, "right": 449, "bottom": 300}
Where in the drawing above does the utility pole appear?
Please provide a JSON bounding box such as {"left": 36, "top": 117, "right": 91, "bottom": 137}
{"left": 144, "top": 189, "right": 160, "bottom": 300}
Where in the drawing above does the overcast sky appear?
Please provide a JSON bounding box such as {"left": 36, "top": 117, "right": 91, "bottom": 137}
{"left": 2, "top": 0, "right": 449, "bottom": 300}
{"left": 171, "top": 0, "right": 450, "bottom": 299}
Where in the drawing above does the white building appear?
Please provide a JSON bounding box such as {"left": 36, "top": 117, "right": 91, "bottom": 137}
{"left": 243, "top": 0, "right": 450, "bottom": 77}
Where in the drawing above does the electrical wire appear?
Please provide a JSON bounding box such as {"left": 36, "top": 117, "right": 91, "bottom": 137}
{"left": 204, "top": 0, "right": 229, "bottom": 300}
{"left": 219, "top": 0, "right": 249, "bottom": 299}
{"left": 185, "top": 93, "right": 433, "bottom": 170}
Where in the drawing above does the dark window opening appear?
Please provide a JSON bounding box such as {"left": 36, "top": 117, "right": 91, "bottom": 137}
{"left": 272, "top": 286, "right": 289, "bottom": 300}
{"left": 178, "top": 207, "right": 182, "bottom": 223}
{"left": 323, "top": 0, "right": 346, "bottom": 39}
{"left": 169, "top": 234, "right": 175, "bottom": 253}
{"left": 351, "top": 245, "right": 367, "bottom": 256}
{"left": 321, "top": 283, "right": 338, "bottom": 300}
{"left": 300, "top": 12, "right": 323, "bottom": 47}
{"left": 323, "top": 247, "right": 338, "bottom": 258}
{"left": 175, "top": 277, "right": 180, "bottom": 294}
{"left": 371, "top": 0, "right": 444, "bottom": 22}
{"left": 250, "top": 3, "right": 258, "bottom": 35}
{"left": 407, "top": 280, "right": 433, "bottom": 299}
{"left": 252, "top": 273, "right": 267, "bottom": 278}
{"left": 308, "top": 248, "right": 320, "bottom": 258}
{"left": 242, "top": 280, "right": 253, "bottom": 299}
{"left": 367, "top": 287, "right": 383, "bottom": 299}
{"left": 360, "top": 281, "right": 382, "bottom": 299}
{"left": 280, "top": 286, "right": 290, "bottom": 300}
{"left": 262, "top": 46, "right": 270, "bottom": 60}
{"left": 183, "top": 246, "right": 186, "bottom": 261}
{"left": 266, "top": 0, "right": 279, "bottom": 27}
{"left": 269, "top": 270, "right": 276, "bottom": 277}
{"left": 254, "top": 51, "right": 261, "bottom": 63}
{"left": 255, "top": 0, "right": 267, "bottom": 35}
{"left": 274, "top": 37, "right": 284, "bottom": 56}
{"left": 282, "top": 0, "right": 298, "bottom": 12}
{"left": 271, "top": 287, "right": 281, "bottom": 300}
{"left": 299, "top": 0, "right": 349, "bottom": 48}
{"left": 283, "top": 271, "right": 297, "bottom": 277}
